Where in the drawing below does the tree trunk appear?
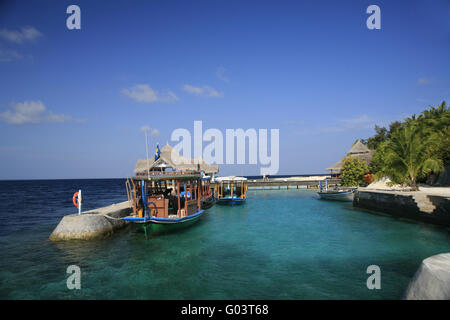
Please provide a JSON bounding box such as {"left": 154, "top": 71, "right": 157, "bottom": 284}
{"left": 411, "top": 177, "right": 419, "bottom": 191}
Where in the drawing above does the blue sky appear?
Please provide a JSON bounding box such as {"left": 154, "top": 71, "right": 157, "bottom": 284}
{"left": 0, "top": 0, "right": 449, "bottom": 179}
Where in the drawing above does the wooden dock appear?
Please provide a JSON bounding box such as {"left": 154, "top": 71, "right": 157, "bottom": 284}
{"left": 211, "top": 178, "right": 341, "bottom": 190}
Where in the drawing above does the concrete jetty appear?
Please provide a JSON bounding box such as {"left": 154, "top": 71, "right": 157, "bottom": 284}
{"left": 404, "top": 253, "right": 450, "bottom": 300}
{"left": 353, "top": 188, "right": 450, "bottom": 227}
{"left": 49, "top": 201, "right": 132, "bottom": 241}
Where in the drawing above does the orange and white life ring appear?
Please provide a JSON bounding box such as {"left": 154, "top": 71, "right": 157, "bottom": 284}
{"left": 73, "top": 191, "right": 79, "bottom": 207}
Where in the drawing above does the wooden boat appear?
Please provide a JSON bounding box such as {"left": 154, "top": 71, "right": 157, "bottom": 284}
{"left": 123, "top": 171, "right": 205, "bottom": 229}
{"left": 317, "top": 178, "right": 355, "bottom": 202}
{"left": 201, "top": 194, "right": 215, "bottom": 209}
{"left": 214, "top": 176, "right": 248, "bottom": 206}
{"left": 317, "top": 189, "right": 355, "bottom": 201}
{"left": 200, "top": 176, "right": 215, "bottom": 209}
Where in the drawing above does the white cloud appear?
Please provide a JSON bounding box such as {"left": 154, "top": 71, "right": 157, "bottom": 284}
{"left": 282, "top": 119, "right": 305, "bottom": 126}
{"left": 338, "top": 115, "right": 371, "bottom": 126}
{"left": 0, "top": 49, "right": 23, "bottom": 62}
{"left": 121, "top": 84, "right": 178, "bottom": 103}
{"left": 324, "top": 115, "right": 373, "bottom": 132}
{"left": 216, "top": 67, "right": 229, "bottom": 82}
{"left": 295, "top": 115, "right": 374, "bottom": 135}
{"left": 417, "top": 77, "right": 431, "bottom": 85}
{"left": 0, "top": 27, "right": 42, "bottom": 44}
{"left": 140, "top": 125, "right": 160, "bottom": 137}
{"left": 0, "top": 101, "right": 78, "bottom": 125}
{"left": 183, "top": 84, "right": 224, "bottom": 98}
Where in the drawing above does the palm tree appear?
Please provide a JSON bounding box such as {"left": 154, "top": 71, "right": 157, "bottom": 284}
{"left": 421, "top": 101, "right": 448, "bottom": 126}
{"left": 380, "top": 121, "right": 443, "bottom": 191}
{"left": 420, "top": 101, "right": 450, "bottom": 165}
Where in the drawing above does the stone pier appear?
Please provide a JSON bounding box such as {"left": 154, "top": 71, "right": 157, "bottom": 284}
{"left": 404, "top": 253, "right": 450, "bottom": 300}
{"left": 353, "top": 188, "right": 450, "bottom": 227}
{"left": 49, "top": 201, "right": 132, "bottom": 241}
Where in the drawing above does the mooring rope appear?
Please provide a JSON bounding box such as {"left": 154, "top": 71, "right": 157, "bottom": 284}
{"left": 103, "top": 214, "right": 125, "bottom": 221}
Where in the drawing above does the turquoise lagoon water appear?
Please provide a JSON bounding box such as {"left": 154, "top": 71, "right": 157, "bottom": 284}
{"left": 0, "top": 179, "right": 449, "bottom": 299}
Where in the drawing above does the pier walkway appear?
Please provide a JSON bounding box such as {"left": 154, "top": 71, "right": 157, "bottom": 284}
{"left": 211, "top": 178, "right": 341, "bottom": 190}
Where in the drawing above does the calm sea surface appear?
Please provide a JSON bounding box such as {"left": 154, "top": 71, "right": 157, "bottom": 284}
{"left": 0, "top": 179, "right": 449, "bottom": 299}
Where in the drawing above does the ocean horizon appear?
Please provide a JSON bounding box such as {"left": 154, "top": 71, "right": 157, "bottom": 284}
{"left": 0, "top": 173, "right": 330, "bottom": 182}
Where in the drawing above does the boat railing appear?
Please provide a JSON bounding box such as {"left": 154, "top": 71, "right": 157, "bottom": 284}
{"left": 125, "top": 176, "right": 138, "bottom": 215}
{"left": 125, "top": 176, "right": 132, "bottom": 202}
{"left": 214, "top": 180, "right": 248, "bottom": 200}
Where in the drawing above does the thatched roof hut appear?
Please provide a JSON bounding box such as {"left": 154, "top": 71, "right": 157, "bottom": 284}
{"left": 326, "top": 140, "right": 374, "bottom": 173}
{"left": 134, "top": 143, "right": 219, "bottom": 175}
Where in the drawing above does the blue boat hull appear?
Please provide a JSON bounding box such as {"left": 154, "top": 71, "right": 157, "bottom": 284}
{"left": 123, "top": 209, "right": 205, "bottom": 224}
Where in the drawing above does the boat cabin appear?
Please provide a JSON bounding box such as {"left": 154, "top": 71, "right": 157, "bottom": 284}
{"left": 126, "top": 171, "right": 203, "bottom": 222}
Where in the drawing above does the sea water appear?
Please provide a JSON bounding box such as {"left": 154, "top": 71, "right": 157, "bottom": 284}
{"left": 0, "top": 179, "right": 449, "bottom": 299}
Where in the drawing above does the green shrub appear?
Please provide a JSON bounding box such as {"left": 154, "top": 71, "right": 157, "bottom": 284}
{"left": 340, "top": 157, "right": 369, "bottom": 187}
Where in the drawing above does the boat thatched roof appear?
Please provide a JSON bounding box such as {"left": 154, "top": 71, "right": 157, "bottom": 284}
{"left": 134, "top": 143, "right": 219, "bottom": 174}
{"left": 326, "top": 140, "right": 374, "bottom": 172}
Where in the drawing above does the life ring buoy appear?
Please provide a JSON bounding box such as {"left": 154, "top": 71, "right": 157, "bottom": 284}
{"left": 73, "top": 192, "right": 79, "bottom": 207}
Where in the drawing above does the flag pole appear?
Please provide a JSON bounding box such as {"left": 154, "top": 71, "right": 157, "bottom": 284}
{"left": 145, "top": 129, "right": 150, "bottom": 178}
